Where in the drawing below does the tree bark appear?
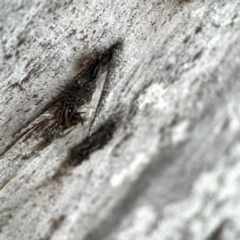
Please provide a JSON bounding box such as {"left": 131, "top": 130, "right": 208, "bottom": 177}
{"left": 1, "top": 0, "right": 240, "bottom": 239}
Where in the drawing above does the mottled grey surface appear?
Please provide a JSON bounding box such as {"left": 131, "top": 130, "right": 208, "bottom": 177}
{"left": 1, "top": 0, "right": 240, "bottom": 240}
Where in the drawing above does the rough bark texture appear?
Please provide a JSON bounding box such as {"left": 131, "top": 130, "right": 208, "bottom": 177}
{"left": 1, "top": 0, "right": 240, "bottom": 239}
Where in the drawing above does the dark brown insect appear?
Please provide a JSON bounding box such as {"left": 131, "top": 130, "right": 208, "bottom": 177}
{"left": 14, "top": 41, "right": 122, "bottom": 151}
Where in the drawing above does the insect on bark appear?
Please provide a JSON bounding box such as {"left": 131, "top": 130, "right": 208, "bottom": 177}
{"left": 13, "top": 41, "right": 122, "bottom": 151}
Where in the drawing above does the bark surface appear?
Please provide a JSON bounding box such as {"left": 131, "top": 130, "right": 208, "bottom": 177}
{"left": 1, "top": 1, "right": 240, "bottom": 239}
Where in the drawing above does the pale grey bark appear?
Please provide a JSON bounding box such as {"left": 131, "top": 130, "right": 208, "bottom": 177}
{"left": 1, "top": 0, "right": 240, "bottom": 239}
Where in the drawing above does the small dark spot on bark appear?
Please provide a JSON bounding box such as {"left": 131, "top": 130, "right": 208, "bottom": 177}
{"left": 64, "top": 0, "right": 73, "bottom": 6}
{"left": 41, "top": 215, "right": 65, "bottom": 240}
{"left": 4, "top": 53, "right": 12, "bottom": 60}
{"left": 67, "top": 29, "right": 76, "bottom": 38}
{"left": 21, "top": 74, "right": 31, "bottom": 84}
{"left": 205, "top": 220, "right": 228, "bottom": 240}
{"left": 21, "top": 155, "right": 30, "bottom": 160}
{"left": 25, "top": 60, "right": 32, "bottom": 69}
{"left": 183, "top": 35, "right": 190, "bottom": 43}
{"left": 35, "top": 98, "right": 44, "bottom": 105}
{"left": 195, "top": 26, "right": 202, "bottom": 34}
{"left": 50, "top": 215, "right": 65, "bottom": 233}
{"left": 166, "top": 64, "right": 172, "bottom": 70}
{"left": 17, "top": 37, "right": 25, "bottom": 47}
{"left": 8, "top": 82, "right": 24, "bottom": 91}
{"left": 24, "top": 108, "right": 31, "bottom": 113}
{"left": 193, "top": 50, "right": 203, "bottom": 61}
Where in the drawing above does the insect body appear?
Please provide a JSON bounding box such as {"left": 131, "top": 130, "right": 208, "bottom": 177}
{"left": 14, "top": 41, "right": 121, "bottom": 151}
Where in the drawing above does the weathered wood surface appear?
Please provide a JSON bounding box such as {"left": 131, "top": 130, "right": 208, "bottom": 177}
{"left": 1, "top": 0, "right": 240, "bottom": 239}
